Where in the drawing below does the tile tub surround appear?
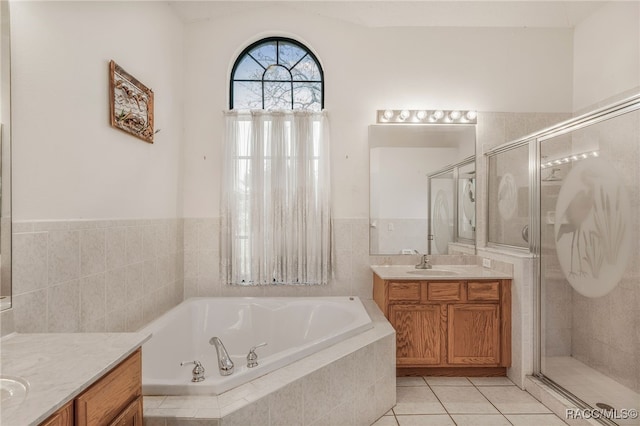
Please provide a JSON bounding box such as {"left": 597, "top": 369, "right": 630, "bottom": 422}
{"left": 184, "top": 217, "right": 373, "bottom": 299}
{"left": 143, "top": 300, "right": 396, "bottom": 426}
{"left": 0, "top": 332, "right": 150, "bottom": 426}
{"left": 11, "top": 218, "right": 184, "bottom": 333}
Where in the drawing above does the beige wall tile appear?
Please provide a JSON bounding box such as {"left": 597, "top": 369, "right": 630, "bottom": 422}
{"left": 48, "top": 230, "right": 80, "bottom": 285}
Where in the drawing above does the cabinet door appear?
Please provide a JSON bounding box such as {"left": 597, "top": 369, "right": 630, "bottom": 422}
{"left": 448, "top": 304, "right": 500, "bottom": 365}
{"left": 390, "top": 304, "right": 442, "bottom": 365}
{"left": 108, "top": 397, "right": 142, "bottom": 426}
{"left": 40, "top": 401, "right": 73, "bottom": 426}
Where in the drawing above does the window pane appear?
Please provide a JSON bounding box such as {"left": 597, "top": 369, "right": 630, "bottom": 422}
{"left": 293, "top": 82, "right": 321, "bottom": 111}
{"left": 291, "top": 55, "right": 321, "bottom": 81}
{"left": 279, "top": 42, "right": 307, "bottom": 68}
{"left": 233, "top": 81, "right": 263, "bottom": 109}
{"left": 233, "top": 55, "right": 264, "bottom": 80}
{"left": 264, "top": 65, "right": 291, "bottom": 81}
{"left": 264, "top": 82, "right": 291, "bottom": 109}
{"left": 249, "top": 42, "right": 277, "bottom": 68}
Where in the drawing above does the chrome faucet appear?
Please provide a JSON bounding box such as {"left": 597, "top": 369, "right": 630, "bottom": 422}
{"left": 415, "top": 253, "right": 432, "bottom": 269}
{"left": 180, "top": 360, "right": 205, "bottom": 382}
{"left": 246, "top": 342, "right": 267, "bottom": 368}
{"left": 209, "top": 337, "right": 234, "bottom": 376}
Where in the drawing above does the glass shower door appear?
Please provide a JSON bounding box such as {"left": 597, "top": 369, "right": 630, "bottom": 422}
{"left": 539, "top": 107, "right": 640, "bottom": 425}
{"left": 429, "top": 169, "right": 454, "bottom": 255}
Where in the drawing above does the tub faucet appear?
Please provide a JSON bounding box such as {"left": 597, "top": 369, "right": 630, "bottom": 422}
{"left": 209, "top": 337, "right": 234, "bottom": 376}
{"left": 415, "top": 254, "right": 432, "bottom": 269}
{"left": 180, "top": 360, "right": 205, "bottom": 382}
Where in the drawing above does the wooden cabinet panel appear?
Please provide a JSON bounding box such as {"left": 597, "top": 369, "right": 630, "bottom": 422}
{"left": 389, "top": 282, "right": 420, "bottom": 302}
{"left": 448, "top": 304, "right": 500, "bottom": 365}
{"left": 40, "top": 401, "right": 74, "bottom": 426}
{"left": 374, "top": 275, "right": 511, "bottom": 374}
{"left": 424, "top": 282, "right": 461, "bottom": 301}
{"left": 390, "top": 304, "right": 442, "bottom": 365}
{"left": 108, "top": 397, "right": 142, "bottom": 426}
{"left": 75, "top": 349, "right": 141, "bottom": 426}
{"left": 467, "top": 282, "right": 500, "bottom": 301}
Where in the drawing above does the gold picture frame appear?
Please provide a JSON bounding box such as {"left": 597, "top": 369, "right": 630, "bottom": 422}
{"left": 109, "top": 60, "right": 154, "bottom": 143}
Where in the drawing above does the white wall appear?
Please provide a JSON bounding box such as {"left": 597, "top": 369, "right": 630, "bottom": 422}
{"left": 11, "top": 1, "right": 184, "bottom": 220}
{"left": 182, "top": 5, "right": 574, "bottom": 219}
{"left": 573, "top": 1, "right": 640, "bottom": 111}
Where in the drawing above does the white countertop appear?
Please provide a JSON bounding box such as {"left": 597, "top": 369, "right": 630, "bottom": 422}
{"left": 371, "top": 264, "right": 512, "bottom": 280}
{"left": 0, "top": 332, "right": 151, "bottom": 426}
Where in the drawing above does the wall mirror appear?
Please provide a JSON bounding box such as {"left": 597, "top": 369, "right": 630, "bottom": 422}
{"left": 369, "top": 124, "right": 476, "bottom": 255}
{"left": 1, "top": 0, "right": 11, "bottom": 311}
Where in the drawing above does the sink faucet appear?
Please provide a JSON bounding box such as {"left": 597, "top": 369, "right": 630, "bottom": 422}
{"left": 209, "top": 337, "right": 234, "bottom": 376}
{"left": 415, "top": 253, "right": 433, "bottom": 269}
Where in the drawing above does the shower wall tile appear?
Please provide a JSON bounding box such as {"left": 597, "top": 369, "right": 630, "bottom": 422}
{"left": 11, "top": 218, "right": 185, "bottom": 333}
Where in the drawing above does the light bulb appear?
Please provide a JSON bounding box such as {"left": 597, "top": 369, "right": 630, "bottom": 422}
{"left": 449, "top": 110, "right": 461, "bottom": 120}
{"left": 416, "top": 110, "right": 427, "bottom": 120}
{"left": 433, "top": 110, "right": 444, "bottom": 120}
{"left": 399, "top": 110, "right": 410, "bottom": 120}
{"left": 465, "top": 110, "right": 477, "bottom": 120}
{"left": 591, "top": 151, "right": 599, "bottom": 157}
{"left": 383, "top": 110, "right": 394, "bottom": 120}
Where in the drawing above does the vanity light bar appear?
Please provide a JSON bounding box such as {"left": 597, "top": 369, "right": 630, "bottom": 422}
{"left": 377, "top": 109, "right": 477, "bottom": 124}
{"left": 540, "top": 150, "right": 599, "bottom": 169}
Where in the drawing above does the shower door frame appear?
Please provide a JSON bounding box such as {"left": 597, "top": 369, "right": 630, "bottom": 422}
{"left": 427, "top": 155, "right": 476, "bottom": 254}
{"left": 484, "top": 93, "right": 640, "bottom": 425}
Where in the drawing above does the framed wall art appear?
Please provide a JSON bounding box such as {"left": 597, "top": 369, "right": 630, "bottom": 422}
{"left": 109, "top": 60, "right": 154, "bottom": 143}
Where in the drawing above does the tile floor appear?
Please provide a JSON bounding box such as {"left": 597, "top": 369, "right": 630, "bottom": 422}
{"left": 373, "top": 377, "right": 568, "bottom": 426}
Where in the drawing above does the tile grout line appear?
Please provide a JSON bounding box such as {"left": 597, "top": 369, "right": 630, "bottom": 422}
{"left": 423, "top": 376, "right": 457, "bottom": 425}
{"left": 469, "top": 379, "right": 515, "bottom": 426}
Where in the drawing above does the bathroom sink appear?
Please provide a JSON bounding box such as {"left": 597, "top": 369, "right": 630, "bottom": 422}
{"left": 0, "top": 376, "right": 29, "bottom": 409}
{"left": 407, "top": 269, "right": 459, "bottom": 276}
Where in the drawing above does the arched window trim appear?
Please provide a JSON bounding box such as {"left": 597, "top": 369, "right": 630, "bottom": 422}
{"left": 229, "top": 36, "right": 325, "bottom": 110}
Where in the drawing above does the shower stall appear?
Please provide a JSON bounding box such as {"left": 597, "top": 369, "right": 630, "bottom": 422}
{"left": 486, "top": 95, "right": 640, "bottom": 425}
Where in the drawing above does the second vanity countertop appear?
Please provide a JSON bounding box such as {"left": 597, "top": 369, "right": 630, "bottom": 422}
{"left": 371, "top": 264, "right": 512, "bottom": 280}
{"left": 0, "top": 332, "right": 151, "bottom": 426}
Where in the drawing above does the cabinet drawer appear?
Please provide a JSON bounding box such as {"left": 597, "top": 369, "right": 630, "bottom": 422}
{"left": 467, "top": 282, "right": 500, "bottom": 301}
{"left": 389, "top": 282, "right": 420, "bottom": 302}
{"left": 423, "top": 282, "right": 461, "bottom": 301}
{"left": 75, "top": 349, "right": 141, "bottom": 426}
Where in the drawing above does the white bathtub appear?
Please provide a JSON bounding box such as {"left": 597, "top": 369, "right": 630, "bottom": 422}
{"left": 140, "top": 297, "right": 373, "bottom": 395}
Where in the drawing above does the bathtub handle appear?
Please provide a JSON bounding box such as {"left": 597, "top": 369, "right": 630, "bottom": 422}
{"left": 180, "top": 360, "right": 205, "bottom": 382}
{"left": 247, "top": 342, "right": 267, "bottom": 368}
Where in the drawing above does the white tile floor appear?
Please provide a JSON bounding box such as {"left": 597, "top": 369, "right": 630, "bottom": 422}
{"left": 373, "top": 377, "right": 568, "bottom": 426}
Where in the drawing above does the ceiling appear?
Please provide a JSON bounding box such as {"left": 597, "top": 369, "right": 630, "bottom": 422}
{"left": 167, "top": 1, "right": 609, "bottom": 28}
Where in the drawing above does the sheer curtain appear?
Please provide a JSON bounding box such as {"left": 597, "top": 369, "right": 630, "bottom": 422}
{"left": 222, "top": 110, "right": 331, "bottom": 285}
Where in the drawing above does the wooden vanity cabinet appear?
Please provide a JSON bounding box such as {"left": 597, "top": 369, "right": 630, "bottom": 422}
{"left": 39, "top": 349, "right": 142, "bottom": 426}
{"left": 374, "top": 275, "right": 511, "bottom": 376}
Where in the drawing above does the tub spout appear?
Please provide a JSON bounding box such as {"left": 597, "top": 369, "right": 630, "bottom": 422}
{"left": 209, "top": 337, "right": 234, "bottom": 376}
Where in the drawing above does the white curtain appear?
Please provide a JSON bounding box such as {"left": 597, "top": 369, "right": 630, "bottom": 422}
{"left": 222, "top": 110, "right": 331, "bottom": 285}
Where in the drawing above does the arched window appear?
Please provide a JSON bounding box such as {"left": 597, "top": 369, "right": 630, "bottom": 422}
{"left": 230, "top": 37, "right": 324, "bottom": 111}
